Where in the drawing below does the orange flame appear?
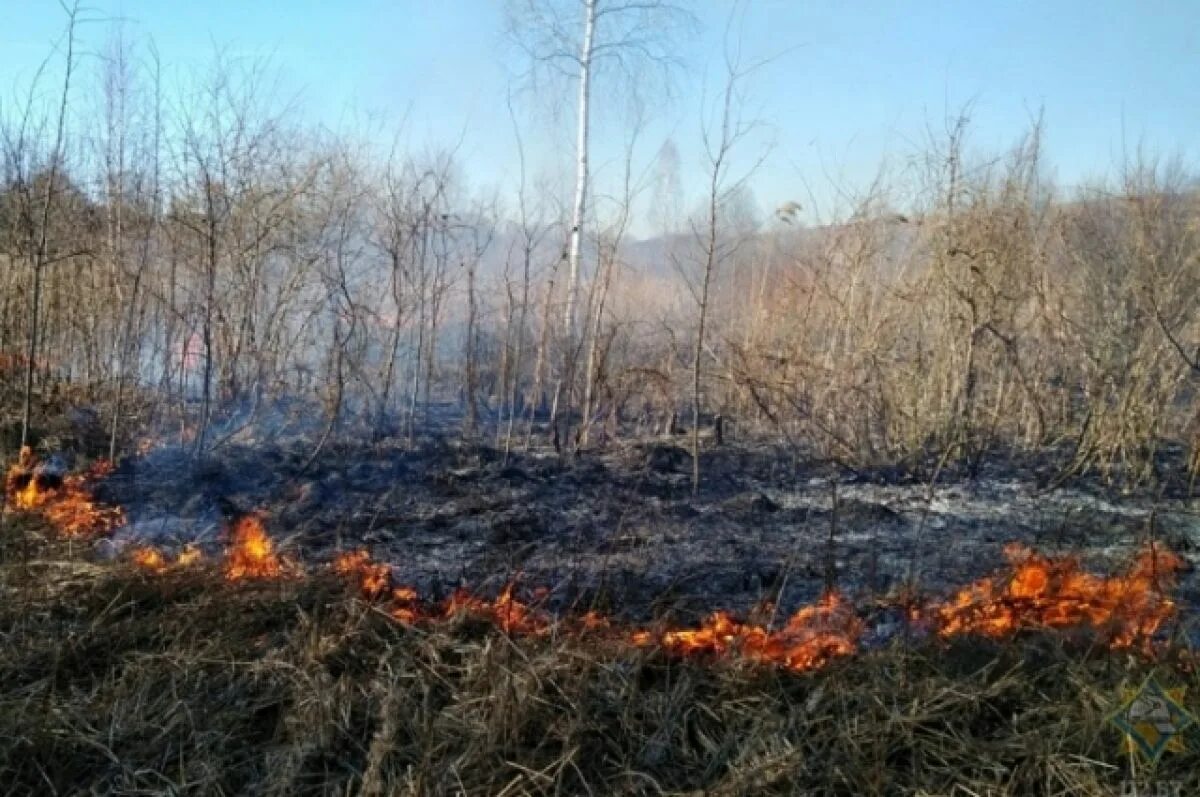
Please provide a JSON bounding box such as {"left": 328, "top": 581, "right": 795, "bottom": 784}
{"left": 384, "top": 580, "right": 552, "bottom": 635}
{"left": 12, "top": 477, "right": 43, "bottom": 510}
{"left": 5, "top": 448, "right": 125, "bottom": 536}
{"left": 10, "top": 463, "right": 1185, "bottom": 675}
{"left": 324, "top": 548, "right": 861, "bottom": 673}
{"left": 329, "top": 552, "right": 555, "bottom": 635}
{"left": 446, "top": 583, "right": 552, "bottom": 635}
{"left": 131, "top": 546, "right": 169, "bottom": 573}
{"left": 6, "top": 446, "right": 42, "bottom": 510}
{"left": 223, "top": 512, "right": 296, "bottom": 581}
{"left": 329, "top": 544, "right": 1188, "bottom": 674}
{"left": 332, "top": 549, "right": 392, "bottom": 598}
{"left": 636, "top": 591, "right": 863, "bottom": 673}
{"left": 931, "top": 544, "right": 1184, "bottom": 650}
{"left": 390, "top": 586, "right": 422, "bottom": 624}
{"left": 131, "top": 544, "right": 204, "bottom": 573}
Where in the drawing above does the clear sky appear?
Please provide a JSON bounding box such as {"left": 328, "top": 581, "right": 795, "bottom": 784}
{"left": 2, "top": 1, "right": 1198, "bottom": 232}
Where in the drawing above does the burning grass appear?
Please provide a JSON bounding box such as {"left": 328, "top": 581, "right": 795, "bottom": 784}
{"left": 222, "top": 510, "right": 299, "bottom": 581}
{"left": 322, "top": 547, "right": 1185, "bottom": 676}
{"left": 332, "top": 548, "right": 392, "bottom": 598}
{"left": 104, "top": 539, "right": 1200, "bottom": 672}
{"left": 3, "top": 448, "right": 1198, "bottom": 792}
{"left": 0, "top": 519, "right": 1196, "bottom": 795}
{"left": 6, "top": 448, "right": 1190, "bottom": 674}
{"left": 127, "top": 511, "right": 294, "bottom": 582}
{"left": 3, "top": 446, "right": 125, "bottom": 537}
{"left": 640, "top": 590, "right": 864, "bottom": 673}
{"left": 927, "top": 543, "right": 1184, "bottom": 650}
{"left": 130, "top": 543, "right": 203, "bottom": 574}
{"left": 330, "top": 549, "right": 862, "bottom": 670}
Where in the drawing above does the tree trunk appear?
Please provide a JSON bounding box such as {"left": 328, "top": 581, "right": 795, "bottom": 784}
{"left": 20, "top": 6, "right": 76, "bottom": 450}
{"left": 563, "top": 0, "right": 595, "bottom": 350}
{"left": 463, "top": 261, "right": 478, "bottom": 436}
{"left": 692, "top": 170, "right": 720, "bottom": 495}
{"left": 556, "top": 0, "right": 596, "bottom": 451}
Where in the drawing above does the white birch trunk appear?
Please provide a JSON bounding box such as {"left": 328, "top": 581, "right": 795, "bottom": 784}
{"left": 563, "top": 0, "right": 596, "bottom": 344}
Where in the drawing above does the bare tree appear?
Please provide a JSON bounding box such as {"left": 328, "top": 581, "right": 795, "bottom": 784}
{"left": 578, "top": 111, "right": 648, "bottom": 448}
{"left": 18, "top": 1, "right": 79, "bottom": 450}
{"left": 460, "top": 198, "right": 498, "bottom": 437}
{"left": 500, "top": 96, "right": 553, "bottom": 459}
{"left": 681, "top": 12, "right": 772, "bottom": 493}
{"left": 104, "top": 34, "right": 164, "bottom": 460}
{"left": 170, "top": 51, "right": 318, "bottom": 457}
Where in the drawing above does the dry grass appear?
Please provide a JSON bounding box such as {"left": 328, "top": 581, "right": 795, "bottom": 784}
{"left": 0, "top": 516, "right": 1197, "bottom": 795}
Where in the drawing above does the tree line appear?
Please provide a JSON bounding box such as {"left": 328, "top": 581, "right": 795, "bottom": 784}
{"left": 3, "top": 5, "right": 1199, "bottom": 494}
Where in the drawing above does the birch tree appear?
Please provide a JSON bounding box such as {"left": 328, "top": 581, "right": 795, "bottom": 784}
{"left": 507, "top": 0, "right": 692, "bottom": 448}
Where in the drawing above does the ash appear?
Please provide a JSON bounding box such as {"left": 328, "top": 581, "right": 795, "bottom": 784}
{"left": 97, "top": 427, "right": 1200, "bottom": 628}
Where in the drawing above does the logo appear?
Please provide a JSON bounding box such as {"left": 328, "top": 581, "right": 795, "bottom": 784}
{"left": 1108, "top": 675, "right": 1197, "bottom": 763}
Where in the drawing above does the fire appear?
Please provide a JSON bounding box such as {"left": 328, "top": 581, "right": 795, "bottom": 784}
{"left": 446, "top": 583, "right": 552, "bottom": 635}
{"left": 330, "top": 544, "right": 1187, "bottom": 675}
{"left": 5, "top": 447, "right": 125, "bottom": 536}
{"left": 177, "top": 544, "right": 204, "bottom": 567}
{"left": 637, "top": 591, "right": 863, "bottom": 673}
{"left": 12, "top": 477, "right": 44, "bottom": 510}
{"left": 8, "top": 455, "right": 1189, "bottom": 675}
{"left": 41, "top": 475, "right": 126, "bottom": 536}
{"left": 332, "top": 549, "right": 393, "bottom": 598}
{"left": 931, "top": 544, "right": 1185, "bottom": 650}
{"left": 132, "top": 546, "right": 168, "bottom": 573}
{"left": 325, "top": 547, "right": 861, "bottom": 673}
{"left": 6, "top": 446, "right": 42, "bottom": 509}
{"left": 223, "top": 512, "right": 296, "bottom": 581}
{"left": 385, "top": 580, "right": 552, "bottom": 635}
{"left": 330, "top": 552, "right": 555, "bottom": 635}
{"left": 390, "top": 586, "right": 421, "bottom": 624}
{"left": 131, "top": 543, "right": 205, "bottom": 573}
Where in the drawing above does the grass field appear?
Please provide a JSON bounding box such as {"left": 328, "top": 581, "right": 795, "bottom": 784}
{"left": 1, "top": 513, "right": 1196, "bottom": 796}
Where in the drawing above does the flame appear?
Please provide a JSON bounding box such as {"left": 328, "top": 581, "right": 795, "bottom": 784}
{"left": 10, "top": 461, "right": 1188, "bottom": 675}
{"left": 385, "top": 581, "right": 552, "bottom": 635}
{"left": 390, "top": 586, "right": 422, "bottom": 624}
{"left": 6, "top": 446, "right": 42, "bottom": 509}
{"left": 5, "top": 448, "right": 125, "bottom": 536}
{"left": 332, "top": 549, "right": 392, "bottom": 598}
{"left": 329, "top": 545, "right": 1186, "bottom": 674}
{"left": 931, "top": 544, "right": 1184, "bottom": 650}
{"left": 132, "top": 546, "right": 169, "bottom": 573}
{"left": 325, "top": 548, "right": 860, "bottom": 673}
{"left": 637, "top": 591, "right": 863, "bottom": 673}
{"left": 12, "top": 477, "right": 44, "bottom": 510}
{"left": 447, "top": 583, "right": 552, "bottom": 635}
{"left": 223, "top": 512, "right": 296, "bottom": 581}
{"left": 331, "top": 552, "right": 556, "bottom": 635}
{"left": 131, "top": 543, "right": 205, "bottom": 573}
{"left": 176, "top": 544, "right": 204, "bottom": 567}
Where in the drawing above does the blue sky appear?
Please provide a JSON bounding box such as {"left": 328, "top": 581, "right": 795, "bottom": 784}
{"left": 2, "top": 1, "right": 1198, "bottom": 232}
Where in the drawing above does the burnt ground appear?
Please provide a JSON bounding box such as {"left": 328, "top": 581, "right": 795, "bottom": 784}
{"left": 92, "top": 425, "right": 1200, "bottom": 639}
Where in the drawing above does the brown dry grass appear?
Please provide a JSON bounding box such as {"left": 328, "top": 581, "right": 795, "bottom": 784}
{"left": 0, "top": 515, "right": 1197, "bottom": 795}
